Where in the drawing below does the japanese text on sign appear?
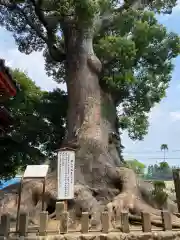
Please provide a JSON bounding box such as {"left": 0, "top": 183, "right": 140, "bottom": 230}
{"left": 57, "top": 151, "right": 75, "bottom": 199}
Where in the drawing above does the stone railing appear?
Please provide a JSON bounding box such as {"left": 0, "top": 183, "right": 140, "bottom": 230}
{"left": 0, "top": 202, "right": 179, "bottom": 239}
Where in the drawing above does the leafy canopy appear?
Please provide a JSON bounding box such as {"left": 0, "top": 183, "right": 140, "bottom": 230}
{"left": 0, "top": 69, "right": 67, "bottom": 179}
{"left": 0, "top": 0, "right": 180, "bottom": 141}
{"left": 125, "top": 159, "right": 145, "bottom": 175}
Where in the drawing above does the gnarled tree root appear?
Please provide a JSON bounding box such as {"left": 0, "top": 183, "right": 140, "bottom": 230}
{"left": 107, "top": 167, "right": 180, "bottom": 228}
{"left": 0, "top": 164, "right": 180, "bottom": 230}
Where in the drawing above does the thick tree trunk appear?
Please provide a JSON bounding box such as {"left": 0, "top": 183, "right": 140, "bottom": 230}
{"left": 60, "top": 28, "right": 180, "bottom": 227}
{"left": 63, "top": 28, "right": 122, "bottom": 188}
{"left": 65, "top": 29, "right": 109, "bottom": 146}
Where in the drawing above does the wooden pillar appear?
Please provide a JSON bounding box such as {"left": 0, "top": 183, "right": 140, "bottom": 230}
{"left": 60, "top": 212, "right": 68, "bottom": 233}
{"left": 0, "top": 214, "right": 10, "bottom": 237}
{"left": 121, "top": 211, "right": 129, "bottom": 233}
{"left": 39, "top": 211, "right": 48, "bottom": 236}
{"left": 81, "top": 212, "right": 89, "bottom": 233}
{"left": 141, "top": 212, "right": 151, "bottom": 232}
{"left": 173, "top": 169, "right": 180, "bottom": 212}
{"left": 101, "top": 211, "right": 110, "bottom": 233}
{"left": 161, "top": 211, "right": 172, "bottom": 231}
{"left": 19, "top": 212, "right": 28, "bottom": 237}
{"left": 56, "top": 202, "right": 65, "bottom": 220}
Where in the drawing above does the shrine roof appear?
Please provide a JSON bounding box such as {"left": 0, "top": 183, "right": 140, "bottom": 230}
{"left": 0, "top": 59, "right": 20, "bottom": 101}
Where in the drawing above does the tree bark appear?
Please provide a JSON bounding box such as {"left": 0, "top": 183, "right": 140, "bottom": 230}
{"left": 65, "top": 30, "right": 102, "bottom": 144}
{"left": 63, "top": 26, "right": 124, "bottom": 187}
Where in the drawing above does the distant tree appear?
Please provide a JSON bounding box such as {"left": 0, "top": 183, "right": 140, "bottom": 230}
{"left": 146, "top": 161, "right": 172, "bottom": 180}
{"left": 125, "top": 159, "right": 146, "bottom": 175}
{"left": 147, "top": 165, "right": 153, "bottom": 178}
{"left": 160, "top": 144, "right": 168, "bottom": 161}
{"left": 159, "top": 161, "right": 169, "bottom": 171}
{"left": 158, "top": 161, "right": 172, "bottom": 178}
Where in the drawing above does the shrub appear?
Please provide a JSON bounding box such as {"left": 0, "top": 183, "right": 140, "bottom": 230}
{"left": 151, "top": 180, "right": 168, "bottom": 209}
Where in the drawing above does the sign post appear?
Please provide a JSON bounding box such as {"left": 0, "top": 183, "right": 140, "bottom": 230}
{"left": 57, "top": 148, "right": 75, "bottom": 209}
{"left": 16, "top": 165, "right": 49, "bottom": 232}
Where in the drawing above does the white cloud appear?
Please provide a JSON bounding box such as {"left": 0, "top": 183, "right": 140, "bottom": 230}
{"left": 2, "top": 49, "right": 65, "bottom": 91}
{"left": 0, "top": 28, "right": 66, "bottom": 92}
{"left": 148, "top": 103, "right": 163, "bottom": 123}
{"left": 170, "top": 111, "right": 180, "bottom": 121}
{"left": 169, "top": 0, "right": 180, "bottom": 13}
{"left": 175, "top": 0, "right": 180, "bottom": 10}
{"left": 158, "top": 0, "right": 180, "bottom": 21}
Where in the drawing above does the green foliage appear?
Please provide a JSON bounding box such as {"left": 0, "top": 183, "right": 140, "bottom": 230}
{"left": 151, "top": 180, "right": 168, "bottom": 208}
{"left": 159, "top": 161, "right": 169, "bottom": 170}
{"left": 0, "top": 0, "right": 179, "bottom": 141}
{"left": 95, "top": 10, "right": 180, "bottom": 139}
{"left": 125, "top": 159, "right": 145, "bottom": 175}
{"left": 0, "top": 69, "right": 67, "bottom": 179}
{"left": 161, "top": 144, "right": 168, "bottom": 151}
{"left": 146, "top": 162, "right": 173, "bottom": 180}
{"left": 153, "top": 180, "right": 166, "bottom": 189}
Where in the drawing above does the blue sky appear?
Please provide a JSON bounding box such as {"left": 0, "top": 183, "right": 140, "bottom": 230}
{"left": 123, "top": 4, "right": 180, "bottom": 166}
{"left": 1, "top": 4, "right": 180, "bottom": 167}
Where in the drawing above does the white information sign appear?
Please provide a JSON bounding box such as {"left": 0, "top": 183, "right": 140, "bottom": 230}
{"left": 57, "top": 151, "right": 75, "bottom": 199}
{"left": 23, "top": 165, "right": 49, "bottom": 178}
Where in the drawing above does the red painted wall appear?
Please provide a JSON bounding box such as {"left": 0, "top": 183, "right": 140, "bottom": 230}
{"left": 0, "top": 71, "right": 16, "bottom": 98}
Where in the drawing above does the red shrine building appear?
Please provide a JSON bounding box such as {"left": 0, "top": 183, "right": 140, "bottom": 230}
{"left": 0, "top": 59, "right": 18, "bottom": 135}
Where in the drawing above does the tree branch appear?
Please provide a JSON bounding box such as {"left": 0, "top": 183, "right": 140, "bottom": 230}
{"left": 0, "top": 0, "right": 12, "bottom": 7}
{"left": 95, "top": 0, "right": 151, "bottom": 34}
{"left": 30, "top": 0, "right": 50, "bottom": 30}
{"left": 0, "top": 0, "right": 65, "bottom": 62}
{"left": 17, "top": 6, "right": 48, "bottom": 43}
{"left": 0, "top": 0, "right": 47, "bottom": 42}
{"left": 29, "top": 0, "right": 65, "bottom": 61}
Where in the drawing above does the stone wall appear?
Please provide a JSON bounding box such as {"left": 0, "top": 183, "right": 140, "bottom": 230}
{"left": 4, "top": 231, "right": 180, "bottom": 240}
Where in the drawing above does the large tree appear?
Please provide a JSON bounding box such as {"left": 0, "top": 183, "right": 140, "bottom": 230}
{"left": 0, "top": 0, "right": 180, "bottom": 226}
